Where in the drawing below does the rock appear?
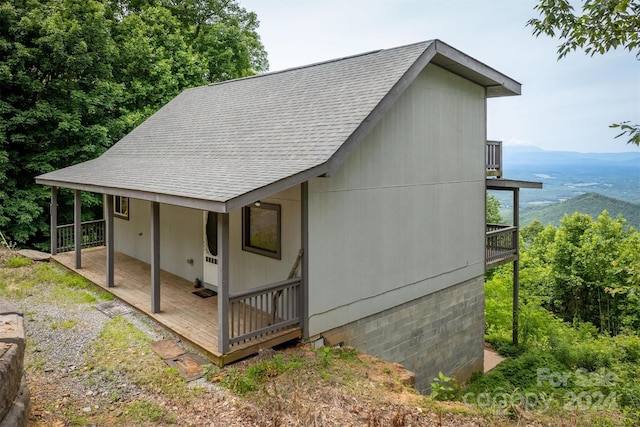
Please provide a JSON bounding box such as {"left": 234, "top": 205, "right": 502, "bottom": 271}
{"left": 16, "top": 249, "right": 50, "bottom": 262}
{"left": 0, "top": 375, "right": 30, "bottom": 427}
{"left": 0, "top": 343, "right": 24, "bottom": 421}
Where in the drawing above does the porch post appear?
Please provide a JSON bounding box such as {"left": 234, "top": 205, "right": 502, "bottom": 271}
{"left": 512, "top": 188, "right": 520, "bottom": 346}
{"left": 300, "top": 182, "right": 309, "bottom": 338}
{"left": 74, "top": 190, "right": 81, "bottom": 269}
{"left": 217, "top": 213, "right": 230, "bottom": 354}
{"left": 151, "top": 201, "right": 160, "bottom": 313}
{"left": 105, "top": 195, "right": 115, "bottom": 288}
{"left": 50, "top": 187, "right": 58, "bottom": 255}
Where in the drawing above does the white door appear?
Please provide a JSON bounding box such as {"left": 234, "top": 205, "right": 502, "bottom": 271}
{"left": 203, "top": 212, "right": 218, "bottom": 290}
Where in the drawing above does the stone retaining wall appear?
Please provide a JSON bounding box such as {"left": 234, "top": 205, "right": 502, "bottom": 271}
{"left": 0, "top": 300, "right": 30, "bottom": 427}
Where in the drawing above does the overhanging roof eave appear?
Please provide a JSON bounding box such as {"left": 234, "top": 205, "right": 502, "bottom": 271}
{"left": 431, "top": 40, "right": 521, "bottom": 97}
{"left": 36, "top": 161, "right": 332, "bottom": 213}
{"left": 36, "top": 177, "right": 229, "bottom": 213}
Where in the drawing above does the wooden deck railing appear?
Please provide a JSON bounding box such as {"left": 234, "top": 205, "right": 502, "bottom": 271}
{"left": 56, "top": 220, "right": 105, "bottom": 253}
{"left": 486, "top": 223, "right": 517, "bottom": 266}
{"left": 486, "top": 140, "right": 502, "bottom": 177}
{"left": 228, "top": 277, "right": 300, "bottom": 346}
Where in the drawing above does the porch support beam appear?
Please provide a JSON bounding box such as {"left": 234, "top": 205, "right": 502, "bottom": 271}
{"left": 300, "top": 182, "right": 309, "bottom": 338}
{"left": 50, "top": 187, "right": 58, "bottom": 255}
{"left": 151, "top": 201, "right": 160, "bottom": 313}
{"left": 217, "top": 213, "right": 230, "bottom": 354}
{"left": 74, "top": 190, "right": 81, "bottom": 268}
{"left": 512, "top": 188, "right": 520, "bottom": 346}
{"left": 105, "top": 195, "right": 115, "bottom": 288}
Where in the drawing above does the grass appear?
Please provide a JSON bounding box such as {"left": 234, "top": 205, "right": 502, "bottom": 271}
{"left": 50, "top": 319, "right": 78, "bottom": 330}
{"left": 84, "top": 316, "right": 204, "bottom": 401}
{"left": 220, "top": 352, "right": 306, "bottom": 395}
{"left": 123, "top": 399, "right": 175, "bottom": 424}
{"left": 4, "top": 256, "right": 33, "bottom": 268}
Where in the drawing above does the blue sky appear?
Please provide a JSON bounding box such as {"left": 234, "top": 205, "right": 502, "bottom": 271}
{"left": 240, "top": 0, "right": 639, "bottom": 153}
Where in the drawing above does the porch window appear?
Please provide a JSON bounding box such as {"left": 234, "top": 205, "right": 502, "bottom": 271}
{"left": 242, "top": 202, "right": 281, "bottom": 259}
{"left": 114, "top": 196, "right": 129, "bottom": 220}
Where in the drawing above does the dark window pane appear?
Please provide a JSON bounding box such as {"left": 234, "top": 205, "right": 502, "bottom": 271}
{"left": 206, "top": 212, "right": 218, "bottom": 256}
{"left": 242, "top": 203, "right": 281, "bottom": 259}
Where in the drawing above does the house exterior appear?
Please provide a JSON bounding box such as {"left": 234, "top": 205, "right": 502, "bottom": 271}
{"left": 36, "top": 40, "right": 535, "bottom": 392}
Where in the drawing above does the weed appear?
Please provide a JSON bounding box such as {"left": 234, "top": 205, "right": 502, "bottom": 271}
{"left": 336, "top": 346, "right": 359, "bottom": 361}
{"left": 27, "top": 356, "right": 46, "bottom": 371}
{"left": 124, "top": 400, "right": 174, "bottom": 423}
{"left": 318, "top": 346, "right": 333, "bottom": 367}
{"left": 63, "top": 409, "right": 89, "bottom": 426}
{"left": 220, "top": 352, "right": 306, "bottom": 395}
{"left": 202, "top": 363, "right": 221, "bottom": 382}
{"left": 0, "top": 265, "right": 37, "bottom": 299}
{"left": 430, "top": 372, "right": 459, "bottom": 401}
{"left": 51, "top": 319, "right": 78, "bottom": 330}
{"left": 4, "top": 256, "right": 33, "bottom": 268}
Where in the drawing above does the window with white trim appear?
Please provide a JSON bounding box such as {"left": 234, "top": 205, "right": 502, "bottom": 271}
{"left": 114, "top": 196, "right": 129, "bottom": 220}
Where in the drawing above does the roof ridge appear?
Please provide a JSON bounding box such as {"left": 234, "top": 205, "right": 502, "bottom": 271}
{"left": 206, "top": 39, "right": 434, "bottom": 87}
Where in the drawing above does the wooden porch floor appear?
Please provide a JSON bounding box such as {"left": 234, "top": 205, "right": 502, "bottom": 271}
{"left": 52, "top": 247, "right": 301, "bottom": 365}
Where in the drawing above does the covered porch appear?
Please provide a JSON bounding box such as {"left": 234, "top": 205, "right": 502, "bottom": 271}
{"left": 53, "top": 246, "right": 302, "bottom": 365}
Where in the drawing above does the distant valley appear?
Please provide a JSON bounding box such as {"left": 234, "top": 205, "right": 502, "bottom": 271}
{"left": 520, "top": 193, "right": 640, "bottom": 229}
{"left": 489, "top": 146, "right": 640, "bottom": 227}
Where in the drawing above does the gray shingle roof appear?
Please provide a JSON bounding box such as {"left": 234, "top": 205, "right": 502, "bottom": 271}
{"left": 36, "top": 40, "right": 520, "bottom": 212}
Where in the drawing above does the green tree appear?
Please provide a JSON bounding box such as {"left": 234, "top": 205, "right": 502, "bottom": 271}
{"left": 165, "top": 0, "right": 268, "bottom": 80}
{"left": 528, "top": 0, "right": 640, "bottom": 145}
{"left": 486, "top": 193, "right": 503, "bottom": 224}
{"left": 545, "top": 211, "right": 639, "bottom": 333}
{"left": 0, "top": 0, "right": 122, "bottom": 244}
{"left": 110, "top": 5, "right": 208, "bottom": 136}
{"left": 0, "top": 0, "right": 267, "bottom": 247}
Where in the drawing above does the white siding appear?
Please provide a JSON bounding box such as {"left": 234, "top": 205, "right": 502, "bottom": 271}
{"left": 114, "top": 199, "right": 203, "bottom": 282}
{"left": 228, "top": 186, "right": 301, "bottom": 293}
{"left": 307, "top": 64, "right": 486, "bottom": 335}
{"left": 114, "top": 198, "right": 151, "bottom": 264}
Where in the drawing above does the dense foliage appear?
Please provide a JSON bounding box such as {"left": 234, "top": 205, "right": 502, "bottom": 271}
{"left": 486, "top": 193, "right": 503, "bottom": 224}
{"left": 474, "top": 210, "right": 640, "bottom": 417}
{"left": 0, "top": 0, "right": 267, "bottom": 248}
{"left": 529, "top": 0, "right": 640, "bottom": 145}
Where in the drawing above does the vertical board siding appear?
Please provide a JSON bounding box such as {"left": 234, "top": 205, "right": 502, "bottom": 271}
{"left": 115, "top": 199, "right": 203, "bottom": 282}
{"left": 307, "top": 64, "right": 486, "bottom": 335}
{"left": 159, "top": 204, "right": 203, "bottom": 282}
{"left": 114, "top": 186, "right": 302, "bottom": 292}
{"left": 115, "top": 198, "right": 152, "bottom": 264}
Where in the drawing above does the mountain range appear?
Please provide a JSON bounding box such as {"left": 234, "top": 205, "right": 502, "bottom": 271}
{"left": 520, "top": 192, "right": 640, "bottom": 230}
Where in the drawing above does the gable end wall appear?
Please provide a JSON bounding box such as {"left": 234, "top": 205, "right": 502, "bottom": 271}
{"left": 307, "top": 64, "right": 487, "bottom": 386}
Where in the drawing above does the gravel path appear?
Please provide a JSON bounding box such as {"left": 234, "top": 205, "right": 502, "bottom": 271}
{"left": 7, "top": 261, "right": 233, "bottom": 425}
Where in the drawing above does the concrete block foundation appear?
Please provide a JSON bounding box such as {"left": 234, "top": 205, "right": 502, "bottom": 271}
{"left": 322, "top": 276, "right": 485, "bottom": 393}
